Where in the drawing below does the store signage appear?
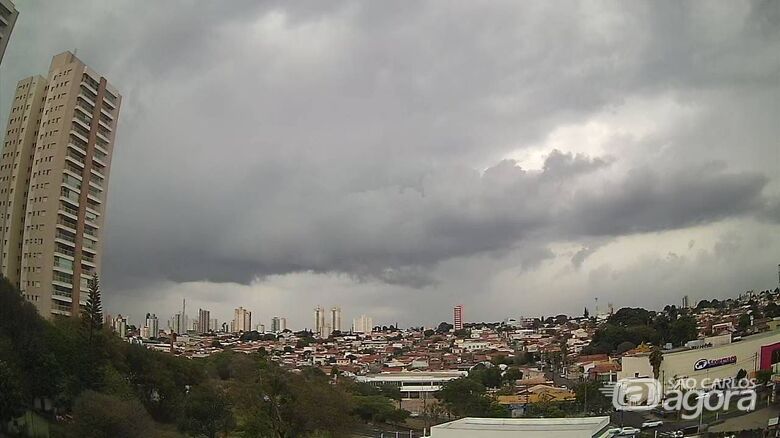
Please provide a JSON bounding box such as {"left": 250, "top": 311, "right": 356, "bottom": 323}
{"left": 693, "top": 356, "right": 737, "bottom": 371}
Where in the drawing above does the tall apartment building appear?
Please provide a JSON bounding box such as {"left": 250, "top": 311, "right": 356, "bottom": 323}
{"left": 280, "top": 317, "right": 287, "bottom": 332}
{"left": 169, "top": 312, "right": 187, "bottom": 335}
{"left": 0, "top": 0, "right": 18, "bottom": 65}
{"left": 111, "top": 314, "right": 127, "bottom": 338}
{"left": 197, "top": 308, "right": 210, "bottom": 333}
{"left": 352, "top": 314, "right": 373, "bottom": 334}
{"left": 0, "top": 52, "right": 121, "bottom": 318}
{"left": 233, "top": 306, "right": 251, "bottom": 332}
{"left": 271, "top": 316, "right": 281, "bottom": 333}
{"left": 331, "top": 306, "right": 342, "bottom": 333}
{"left": 145, "top": 313, "right": 159, "bottom": 339}
{"left": 314, "top": 305, "right": 325, "bottom": 337}
{"left": 453, "top": 305, "right": 464, "bottom": 330}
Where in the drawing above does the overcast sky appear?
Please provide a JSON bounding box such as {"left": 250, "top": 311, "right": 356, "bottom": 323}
{"left": 2, "top": 1, "right": 779, "bottom": 328}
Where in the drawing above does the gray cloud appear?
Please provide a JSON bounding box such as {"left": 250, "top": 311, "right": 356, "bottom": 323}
{"left": 2, "top": 1, "right": 779, "bottom": 323}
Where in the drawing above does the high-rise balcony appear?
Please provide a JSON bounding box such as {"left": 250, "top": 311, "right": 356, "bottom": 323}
{"left": 55, "top": 230, "right": 76, "bottom": 246}
{"left": 81, "top": 81, "right": 98, "bottom": 96}
{"left": 70, "top": 126, "right": 89, "bottom": 144}
{"left": 58, "top": 202, "right": 79, "bottom": 219}
{"left": 94, "top": 143, "right": 109, "bottom": 156}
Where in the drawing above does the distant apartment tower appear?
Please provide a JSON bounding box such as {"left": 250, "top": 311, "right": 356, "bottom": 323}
{"left": 257, "top": 323, "right": 265, "bottom": 333}
{"left": 453, "top": 305, "right": 464, "bottom": 330}
{"left": 111, "top": 314, "right": 127, "bottom": 337}
{"left": 280, "top": 317, "right": 287, "bottom": 332}
{"left": 233, "top": 306, "right": 252, "bottom": 332}
{"left": 314, "top": 306, "right": 325, "bottom": 337}
{"left": 271, "top": 316, "right": 280, "bottom": 333}
{"left": 0, "top": 0, "right": 18, "bottom": 65}
{"left": 0, "top": 51, "right": 121, "bottom": 318}
{"left": 197, "top": 308, "right": 210, "bottom": 333}
{"left": 331, "top": 306, "right": 342, "bottom": 333}
{"left": 169, "top": 312, "right": 187, "bottom": 335}
{"left": 681, "top": 295, "right": 690, "bottom": 309}
{"left": 145, "top": 313, "right": 159, "bottom": 339}
{"left": 352, "top": 314, "right": 373, "bottom": 334}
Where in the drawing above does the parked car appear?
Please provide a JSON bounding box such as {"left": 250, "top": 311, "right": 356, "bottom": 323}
{"left": 618, "top": 427, "right": 641, "bottom": 435}
{"left": 642, "top": 419, "right": 663, "bottom": 428}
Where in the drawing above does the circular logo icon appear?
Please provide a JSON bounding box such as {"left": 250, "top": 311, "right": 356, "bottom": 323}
{"left": 694, "top": 358, "right": 709, "bottom": 371}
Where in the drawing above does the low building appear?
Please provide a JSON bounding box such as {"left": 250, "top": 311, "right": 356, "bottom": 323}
{"left": 355, "top": 370, "right": 467, "bottom": 414}
{"left": 619, "top": 330, "right": 780, "bottom": 389}
{"left": 428, "top": 417, "right": 612, "bottom": 438}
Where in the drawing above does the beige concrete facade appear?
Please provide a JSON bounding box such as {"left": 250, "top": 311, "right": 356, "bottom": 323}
{"left": 0, "top": 0, "right": 18, "bottom": 65}
{"left": 0, "top": 51, "right": 121, "bottom": 318}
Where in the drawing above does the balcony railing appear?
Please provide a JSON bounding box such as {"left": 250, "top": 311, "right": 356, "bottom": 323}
{"left": 55, "top": 231, "right": 76, "bottom": 244}
{"left": 59, "top": 203, "right": 79, "bottom": 217}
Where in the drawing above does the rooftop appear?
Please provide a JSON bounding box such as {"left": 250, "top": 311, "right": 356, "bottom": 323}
{"left": 431, "top": 416, "right": 611, "bottom": 432}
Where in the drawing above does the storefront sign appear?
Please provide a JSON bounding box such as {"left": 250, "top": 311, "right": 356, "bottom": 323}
{"left": 693, "top": 356, "right": 737, "bottom": 371}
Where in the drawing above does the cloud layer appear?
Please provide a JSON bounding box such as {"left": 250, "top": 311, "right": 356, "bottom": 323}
{"left": 2, "top": 1, "right": 778, "bottom": 327}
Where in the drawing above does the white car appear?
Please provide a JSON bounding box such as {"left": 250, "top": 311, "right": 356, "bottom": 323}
{"left": 618, "top": 427, "right": 641, "bottom": 436}
{"left": 642, "top": 420, "right": 663, "bottom": 428}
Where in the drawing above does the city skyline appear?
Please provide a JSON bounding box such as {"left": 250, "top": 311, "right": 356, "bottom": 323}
{"left": 1, "top": 1, "right": 779, "bottom": 328}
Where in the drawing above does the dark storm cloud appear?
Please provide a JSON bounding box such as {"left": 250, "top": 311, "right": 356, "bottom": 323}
{"left": 2, "top": 1, "right": 779, "bottom": 319}
{"left": 565, "top": 163, "right": 770, "bottom": 237}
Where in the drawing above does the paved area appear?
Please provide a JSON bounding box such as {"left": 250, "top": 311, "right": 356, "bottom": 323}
{"left": 707, "top": 406, "right": 780, "bottom": 433}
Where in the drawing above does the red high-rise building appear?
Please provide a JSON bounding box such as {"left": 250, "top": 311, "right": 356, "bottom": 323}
{"left": 453, "top": 305, "right": 464, "bottom": 330}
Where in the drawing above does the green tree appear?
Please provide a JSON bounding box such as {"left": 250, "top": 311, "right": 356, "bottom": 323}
{"left": 738, "top": 314, "right": 751, "bottom": 331}
{"left": 574, "top": 380, "right": 611, "bottom": 414}
{"left": 669, "top": 315, "right": 697, "bottom": 346}
{"left": 82, "top": 273, "right": 103, "bottom": 344}
{"left": 68, "top": 390, "right": 155, "bottom": 438}
{"left": 436, "top": 378, "right": 506, "bottom": 418}
{"left": 616, "top": 341, "right": 636, "bottom": 354}
{"left": 0, "top": 361, "right": 24, "bottom": 434}
{"left": 181, "top": 384, "right": 235, "bottom": 438}
{"left": 503, "top": 368, "right": 522, "bottom": 384}
{"left": 352, "top": 395, "right": 408, "bottom": 423}
{"left": 609, "top": 308, "right": 653, "bottom": 327}
{"left": 436, "top": 322, "right": 453, "bottom": 333}
{"left": 649, "top": 348, "right": 664, "bottom": 380}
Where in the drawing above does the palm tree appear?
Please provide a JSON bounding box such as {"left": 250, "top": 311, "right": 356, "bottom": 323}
{"left": 649, "top": 347, "right": 663, "bottom": 380}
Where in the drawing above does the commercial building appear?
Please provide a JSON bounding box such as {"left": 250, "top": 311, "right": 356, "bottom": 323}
{"left": 454, "top": 304, "right": 464, "bottom": 330}
{"left": 0, "top": 0, "right": 18, "bottom": 65}
{"left": 352, "top": 314, "right": 373, "bottom": 333}
{"left": 356, "top": 371, "right": 467, "bottom": 414}
{"left": 233, "top": 306, "right": 251, "bottom": 332}
{"left": 428, "top": 417, "right": 612, "bottom": 438}
{"left": 0, "top": 51, "right": 121, "bottom": 318}
{"left": 618, "top": 330, "right": 780, "bottom": 390}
